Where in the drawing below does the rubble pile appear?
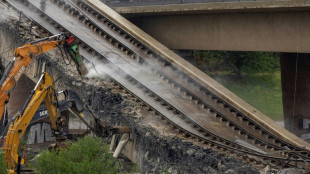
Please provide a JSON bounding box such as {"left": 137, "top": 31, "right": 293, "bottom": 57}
{"left": 58, "top": 66, "right": 259, "bottom": 174}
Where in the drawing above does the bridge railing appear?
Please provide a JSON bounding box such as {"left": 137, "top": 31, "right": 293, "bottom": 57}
{"left": 102, "top": 0, "right": 263, "bottom": 7}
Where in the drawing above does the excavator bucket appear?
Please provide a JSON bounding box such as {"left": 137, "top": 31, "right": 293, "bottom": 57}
{"left": 63, "top": 36, "right": 88, "bottom": 75}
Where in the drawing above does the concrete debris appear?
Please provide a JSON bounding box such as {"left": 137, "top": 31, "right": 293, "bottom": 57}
{"left": 259, "top": 165, "right": 270, "bottom": 174}
{"left": 186, "top": 148, "right": 196, "bottom": 156}
{"left": 167, "top": 167, "right": 177, "bottom": 174}
{"left": 276, "top": 168, "right": 307, "bottom": 174}
{"left": 144, "top": 151, "right": 150, "bottom": 161}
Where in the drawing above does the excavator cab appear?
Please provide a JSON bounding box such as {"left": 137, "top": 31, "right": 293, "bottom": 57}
{"left": 0, "top": 89, "right": 89, "bottom": 144}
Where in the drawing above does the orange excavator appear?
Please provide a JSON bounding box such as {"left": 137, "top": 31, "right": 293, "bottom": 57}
{"left": 0, "top": 33, "right": 87, "bottom": 128}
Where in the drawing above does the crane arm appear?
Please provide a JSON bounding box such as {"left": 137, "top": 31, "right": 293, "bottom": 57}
{"left": 4, "top": 73, "right": 59, "bottom": 173}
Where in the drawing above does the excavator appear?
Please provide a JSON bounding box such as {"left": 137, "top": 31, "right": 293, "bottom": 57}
{"left": 2, "top": 72, "right": 131, "bottom": 174}
{"left": 0, "top": 33, "right": 132, "bottom": 173}
{"left": 3, "top": 72, "right": 86, "bottom": 174}
{"left": 0, "top": 33, "right": 88, "bottom": 131}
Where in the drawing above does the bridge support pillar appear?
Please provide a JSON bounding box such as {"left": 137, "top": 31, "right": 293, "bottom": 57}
{"left": 280, "top": 53, "right": 310, "bottom": 140}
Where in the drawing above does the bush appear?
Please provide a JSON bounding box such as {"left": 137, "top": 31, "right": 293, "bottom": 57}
{"left": 0, "top": 151, "right": 7, "bottom": 174}
{"left": 34, "top": 136, "right": 119, "bottom": 174}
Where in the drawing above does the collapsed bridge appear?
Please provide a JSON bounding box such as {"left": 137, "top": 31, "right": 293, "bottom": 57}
{"left": 1, "top": 0, "right": 310, "bottom": 172}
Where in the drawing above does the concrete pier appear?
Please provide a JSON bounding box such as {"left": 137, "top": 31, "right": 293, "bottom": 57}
{"left": 280, "top": 53, "right": 310, "bottom": 140}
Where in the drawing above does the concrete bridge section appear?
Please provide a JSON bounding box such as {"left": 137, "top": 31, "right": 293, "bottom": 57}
{"left": 114, "top": 0, "right": 310, "bottom": 53}
{"left": 114, "top": 0, "right": 310, "bottom": 137}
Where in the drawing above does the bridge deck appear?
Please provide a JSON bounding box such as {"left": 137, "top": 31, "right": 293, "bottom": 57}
{"left": 86, "top": 0, "right": 310, "bottom": 149}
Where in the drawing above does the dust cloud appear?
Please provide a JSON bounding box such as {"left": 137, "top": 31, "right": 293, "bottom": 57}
{"left": 84, "top": 52, "right": 176, "bottom": 88}
{"left": 0, "top": 4, "right": 18, "bottom": 22}
{"left": 85, "top": 60, "right": 108, "bottom": 79}
{"left": 84, "top": 54, "right": 122, "bottom": 79}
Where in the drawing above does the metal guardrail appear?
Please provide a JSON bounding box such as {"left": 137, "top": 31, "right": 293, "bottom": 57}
{"left": 102, "top": 0, "right": 269, "bottom": 7}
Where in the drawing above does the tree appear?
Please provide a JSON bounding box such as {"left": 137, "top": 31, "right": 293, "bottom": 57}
{"left": 194, "top": 51, "right": 280, "bottom": 77}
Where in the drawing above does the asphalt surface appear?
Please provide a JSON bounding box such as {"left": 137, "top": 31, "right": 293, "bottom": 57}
{"left": 102, "top": 0, "right": 268, "bottom": 7}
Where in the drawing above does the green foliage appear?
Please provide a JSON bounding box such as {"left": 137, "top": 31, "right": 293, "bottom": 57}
{"left": 130, "top": 163, "right": 138, "bottom": 173}
{"left": 193, "top": 50, "right": 282, "bottom": 120}
{"left": 33, "top": 136, "right": 119, "bottom": 174}
{"left": 0, "top": 151, "right": 7, "bottom": 174}
{"left": 194, "top": 51, "right": 280, "bottom": 77}
{"left": 163, "top": 168, "right": 169, "bottom": 174}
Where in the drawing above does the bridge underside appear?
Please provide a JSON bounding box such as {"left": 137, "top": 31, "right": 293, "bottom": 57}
{"left": 125, "top": 11, "right": 310, "bottom": 53}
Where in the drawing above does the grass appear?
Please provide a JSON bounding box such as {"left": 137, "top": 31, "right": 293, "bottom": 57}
{"left": 210, "top": 72, "right": 283, "bottom": 121}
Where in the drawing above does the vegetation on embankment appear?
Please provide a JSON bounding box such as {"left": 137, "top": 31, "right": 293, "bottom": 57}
{"left": 32, "top": 136, "right": 121, "bottom": 174}
{"left": 0, "top": 152, "right": 6, "bottom": 174}
{"left": 191, "top": 51, "right": 283, "bottom": 120}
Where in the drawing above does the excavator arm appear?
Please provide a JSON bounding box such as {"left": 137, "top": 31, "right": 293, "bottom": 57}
{"left": 4, "top": 73, "right": 59, "bottom": 173}
{"left": 0, "top": 34, "right": 87, "bottom": 126}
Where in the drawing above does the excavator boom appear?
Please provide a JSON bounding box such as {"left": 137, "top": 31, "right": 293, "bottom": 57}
{"left": 0, "top": 34, "right": 87, "bottom": 126}
{"left": 4, "top": 73, "right": 58, "bottom": 173}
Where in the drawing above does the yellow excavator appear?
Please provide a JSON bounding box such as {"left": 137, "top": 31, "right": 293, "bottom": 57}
{"left": 2, "top": 71, "right": 132, "bottom": 174}
{"left": 4, "top": 72, "right": 84, "bottom": 174}
{"left": 0, "top": 33, "right": 87, "bottom": 129}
